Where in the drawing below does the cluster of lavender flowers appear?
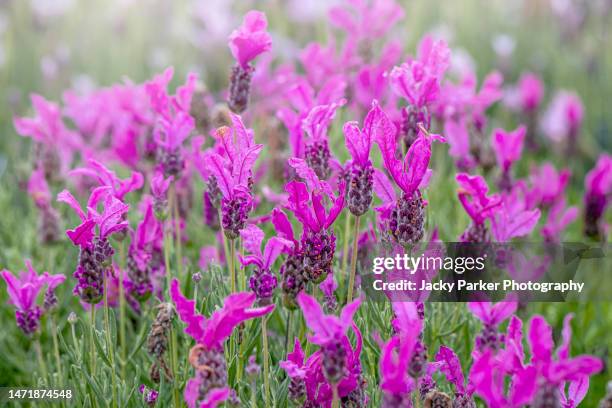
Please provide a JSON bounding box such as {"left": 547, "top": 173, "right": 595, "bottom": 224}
{"left": 3, "top": 0, "right": 611, "bottom": 407}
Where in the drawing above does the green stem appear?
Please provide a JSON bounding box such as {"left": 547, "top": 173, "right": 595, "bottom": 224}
{"left": 250, "top": 380, "right": 257, "bottom": 408}
{"left": 347, "top": 215, "right": 361, "bottom": 304}
{"left": 50, "top": 316, "right": 63, "bottom": 387}
{"left": 331, "top": 384, "right": 340, "bottom": 408}
{"left": 71, "top": 322, "right": 80, "bottom": 361}
{"left": 340, "top": 213, "right": 352, "bottom": 285}
{"left": 238, "top": 237, "right": 246, "bottom": 292}
{"left": 171, "top": 183, "right": 184, "bottom": 278}
{"left": 170, "top": 327, "right": 180, "bottom": 408}
{"left": 90, "top": 306, "right": 96, "bottom": 374}
{"left": 118, "top": 241, "right": 127, "bottom": 381}
{"left": 262, "top": 316, "right": 271, "bottom": 408}
{"left": 34, "top": 338, "right": 48, "bottom": 384}
{"left": 229, "top": 239, "right": 236, "bottom": 293}
{"left": 218, "top": 209, "right": 231, "bottom": 285}
{"left": 285, "top": 310, "right": 292, "bottom": 355}
{"left": 103, "top": 271, "right": 119, "bottom": 408}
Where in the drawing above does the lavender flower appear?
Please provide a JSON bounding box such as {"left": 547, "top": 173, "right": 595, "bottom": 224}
{"left": 1, "top": 260, "right": 65, "bottom": 335}
{"left": 227, "top": 11, "right": 272, "bottom": 113}
{"left": 238, "top": 224, "right": 293, "bottom": 305}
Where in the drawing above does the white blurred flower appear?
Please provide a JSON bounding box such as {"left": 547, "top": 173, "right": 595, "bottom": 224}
{"left": 287, "top": 0, "right": 338, "bottom": 22}
{"left": 449, "top": 48, "right": 476, "bottom": 79}
{"left": 71, "top": 74, "right": 97, "bottom": 95}
{"left": 191, "top": 0, "right": 236, "bottom": 42}
{"left": 148, "top": 48, "right": 170, "bottom": 70}
{"left": 40, "top": 55, "right": 59, "bottom": 79}
{"left": 30, "top": 0, "right": 75, "bottom": 19}
{"left": 492, "top": 34, "right": 515, "bottom": 58}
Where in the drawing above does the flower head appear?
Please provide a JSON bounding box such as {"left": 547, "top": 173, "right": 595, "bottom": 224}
{"left": 297, "top": 291, "right": 361, "bottom": 346}
{"left": 541, "top": 91, "right": 584, "bottom": 143}
{"left": 228, "top": 11, "right": 272, "bottom": 69}
{"left": 70, "top": 159, "right": 144, "bottom": 201}
{"left": 389, "top": 36, "right": 451, "bottom": 108}
{"left": 492, "top": 125, "right": 526, "bottom": 173}
{"left": 518, "top": 72, "right": 544, "bottom": 112}
{"left": 170, "top": 278, "right": 274, "bottom": 350}
{"left": 456, "top": 173, "right": 501, "bottom": 225}
{"left": 1, "top": 260, "right": 65, "bottom": 335}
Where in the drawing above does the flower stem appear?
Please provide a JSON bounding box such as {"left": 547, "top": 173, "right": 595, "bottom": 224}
{"left": 340, "top": 213, "right": 352, "bottom": 284}
{"left": 229, "top": 239, "right": 236, "bottom": 293}
{"left": 262, "top": 316, "right": 271, "bottom": 408}
{"left": 34, "top": 337, "right": 48, "bottom": 384}
{"left": 250, "top": 380, "right": 257, "bottom": 408}
{"left": 331, "top": 384, "right": 340, "bottom": 408}
{"left": 169, "top": 325, "right": 180, "bottom": 408}
{"left": 171, "top": 183, "right": 183, "bottom": 278}
{"left": 347, "top": 215, "right": 361, "bottom": 304}
{"left": 118, "top": 241, "right": 127, "bottom": 381}
{"left": 285, "top": 310, "right": 292, "bottom": 355}
{"left": 50, "top": 316, "right": 62, "bottom": 387}
{"left": 103, "top": 271, "right": 119, "bottom": 408}
{"left": 89, "top": 306, "right": 96, "bottom": 374}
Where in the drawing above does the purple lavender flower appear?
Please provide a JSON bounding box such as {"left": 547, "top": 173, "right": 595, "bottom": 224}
{"left": 205, "top": 115, "right": 263, "bottom": 240}
{"left": 28, "top": 168, "right": 61, "bottom": 244}
{"left": 170, "top": 279, "right": 273, "bottom": 408}
{"left": 146, "top": 68, "right": 197, "bottom": 178}
{"left": 583, "top": 154, "right": 612, "bottom": 239}
{"left": 238, "top": 224, "right": 293, "bottom": 305}
{"left": 1, "top": 260, "right": 65, "bottom": 335}
{"left": 491, "top": 126, "right": 526, "bottom": 191}
{"left": 285, "top": 177, "right": 345, "bottom": 283}
{"left": 343, "top": 101, "right": 383, "bottom": 216}
{"left": 227, "top": 11, "right": 272, "bottom": 113}
{"left": 58, "top": 188, "right": 129, "bottom": 304}
{"left": 374, "top": 106, "right": 445, "bottom": 246}
{"left": 139, "top": 385, "right": 159, "bottom": 406}
{"left": 301, "top": 101, "right": 345, "bottom": 180}
{"left": 467, "top": 300, "right": 517, "bottom": 353}
{"left": 456, "top": 173, "right": 501, "bottom": 243}
{"left": 389, "top": 36, "right": 450, "bottom": 148}
{"left": 151, "top": 171, "right": 173, "bottom": 221}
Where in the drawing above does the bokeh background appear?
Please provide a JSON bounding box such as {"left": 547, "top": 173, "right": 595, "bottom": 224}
{"left": 0, "top": 0, "right": 611, "bottom": 406}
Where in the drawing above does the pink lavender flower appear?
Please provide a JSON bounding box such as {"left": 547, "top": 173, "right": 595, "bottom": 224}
{"left": 205, "top": 116, "right": 263, "bottom": 240}
{"left": 583, "top": 154, "right": 612, "bottom": 238}
{"left": 444, "top": 116, "right": 476, "bottom": 170}
{"left": 329, "top": 0, "right": 405, "bottom": 44}
{"left": 379, "top": 302, "right": 423, "bottom": 406}
{"left": 126, "top": 201, "right": 163, "bottom": 302}
{"left": 491, "top": 125, "right": 526, "bottom": 191}
{"left": 297, "top": 292, "right": 361, "bottom": 383}
{"left": 302, "top": 100, "right": 346, "bottom": 180}
{"left": 1, "top": 260, "right": 65, "bottom": 335}
{"left": 151, "top": 171, "right": 173, "bottom": 220}
{"left": 319, "top": 273, "right": 338, "bottom": 314}
{"left": 435, "top": 345, "right": 476, "bottom": 407}
{"left": 525, "top": 315, "right": 602, "bottom": 406}
{"left": 170, "top": 279, "right": 273, "bottom": 408}
{"left": 270, "top": 208, "right": 306, "bottom": 309}
{"left": 344, "top": 101, "right": 383, "bottom": 216}
{"left": 374, "top": 106, "right": 444, "bottom": 245}
{"left": 28, "top": 168, "right": 61, "bottom": 244}
{"left": 58, "top": 188, "right": 129, "bottom": 304}
{"left": 285, "top": 179, "right": 345, "bottom": 283}
{"left": 468, "top": 300, "right": 517, "bottom": 353}
{"left": 541, "top": 198, "right": 578, "bottom": 242}
{"left": 238, "top": 224, "right": 293, "bottom": 305}
{"left": 227, "top": 10, "right": 272, "bottom": 113}
{"left": 138, "top": 385, "right": 159, "bottom": 406}
{"left": 541, "top": 91, "right": 584, "bottom": 148}
{"left": 491, "top": 186, "right": 541, "bottom": 242}
{"left": 527, "top": 163, "right": 571, "bottom": 208}
{"left": 146, "top": 68, "right": 197, "bottom": 177}
{"left": 70, "top": 159, "right": 144, "bottom": 202}
{"left": 14, "top": 94, "right": 79, "bottom": 179}
{"left": 456, "top": 173, "right": 501, "bottom": 242}
{"left": 277, "top": 78, "right": 346, "bottom": 182}
{"left": 389, "top": 36, "right": 450, "bottom": 147}
{"left": 518, "top": 72, "right": 544, "bottom": 113}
